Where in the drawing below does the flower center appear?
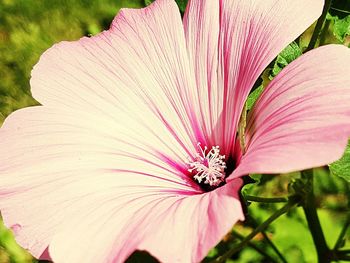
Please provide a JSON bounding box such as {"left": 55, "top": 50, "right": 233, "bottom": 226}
{"left": 188, "top": 143, "right": 226, "bottom": 187}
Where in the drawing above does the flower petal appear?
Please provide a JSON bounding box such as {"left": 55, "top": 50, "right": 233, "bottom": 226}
{"left": 31, "top": 0, "right": 202, "bottom": 154}
{"left": 0, "top": 106, "right": 194, "bottom": 258}
{"left": 0, "top": 1, "right": 244, "bottom": 262}
{"left": 183, "top": 0, "right": 323, "bottom": 153}
{"left": 138, "top": 180, "right": 244, "bottom": 263}
{"left": 231, "top": 45, "right": 350, "bottom": 178}
{"left": 0, "top": 106, "right": 244, "bottom": 263}
{"left": 183, "top": 0, "right": 220, "bottom": 144}
{"left": 49, "top": 179, "right": 243, "bottom": 263}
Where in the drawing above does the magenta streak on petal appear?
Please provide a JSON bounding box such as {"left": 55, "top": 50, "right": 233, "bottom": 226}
{"left": 0, "top": 0, "right": 332, "bottom": 263}
{"left": 230, "top": 45, "right": 350, "bottom": 179}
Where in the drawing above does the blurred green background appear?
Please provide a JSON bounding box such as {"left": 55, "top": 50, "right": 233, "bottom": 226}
{"left": 0, "top": 0, "right": 349, "bottom": 262}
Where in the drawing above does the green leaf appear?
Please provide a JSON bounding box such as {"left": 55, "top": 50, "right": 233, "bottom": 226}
{"left": 0, "top": 219, "right": 33, "bottom": 262}
{"left": 238, "top": 103, "right": 247, "bottom": 154}
{"left": 0, "top": 112, "right": 4, "bottom": 126}
{"left": 241, "top": 175, "right": 261, "bottom": 197}
{"left": 329, "top": 141, "right": 350, "bottom": 182}
{"left": 144, "top": 0, "right": 153, "bottom": 6}
{"left": 333, "top": 15, "right": 350, "bottom": 42}
{"left": 271, "top": 42, "right": 302, "bottom": 77}
{"left": 246, "top": 68, "right": 271, "bottom": 111}
{"left": 175, "top": 0, "right": 187, "bottom": 12}
{"left": 144, "top": 0, "right": 187, "bottom": 12}
{"left": 247, "top": 85, "right": 264, "bottom": 111}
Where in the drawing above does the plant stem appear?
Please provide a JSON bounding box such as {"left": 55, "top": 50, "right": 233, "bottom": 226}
{"left": 212, "top": 200, "right": 297, "bottom": 263}
{"left": 341, "top": 255, "right": 350, "bottom": 260}
{"left": 330, "top": 7, "right": 350, "bottom": 14}
{"left": 319, "top": 19, "right": 331, "bottom": 46}
{"left": 301, "top": 169, "right": 330, "bottom": 263}
{"left": 249, "top": 216, "right": 288, "bottom": 263}
{"left": 261, "top": 231, "right": 287, "bottom": 263}
{"left": 231, "top": 230, "right": 279, "bottom": 263}
{"left": 244, "top": 195, "right": 289, "bottom": 203}
{"left": 334, "top": 254, "right": 350, "bottom": 261}
{"left": 306, "top": 0, "right": 332, "bottom": 52}
{"left": 334, "top": 214, "right": 350, "bottom": 250}
{"left": 337, "top": 249, "right": 350, "bottom": 255}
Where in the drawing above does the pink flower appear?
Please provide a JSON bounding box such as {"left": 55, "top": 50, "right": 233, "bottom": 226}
{"left": 1, "top": 0, "right": 350, "bottom": 262}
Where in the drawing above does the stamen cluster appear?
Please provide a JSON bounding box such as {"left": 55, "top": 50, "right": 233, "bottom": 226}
{"left": 188, "top": 143, "right": 226, "bottom": 187}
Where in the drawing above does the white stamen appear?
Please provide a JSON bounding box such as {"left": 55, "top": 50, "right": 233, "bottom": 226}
{"left": 187, "top": 143, "right": 226, "bottom": 187}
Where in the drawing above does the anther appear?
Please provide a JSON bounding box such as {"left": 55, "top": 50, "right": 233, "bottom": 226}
{"left": 188, "top": 143, "right": 226, "bottom": 187}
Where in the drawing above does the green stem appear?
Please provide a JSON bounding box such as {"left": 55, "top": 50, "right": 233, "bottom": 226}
{"left": 301, "top": 169, "right": 330, "bottom": 263}
{"left": 261, "top": 231, "right": 287, "bottom": 263}
{"left": 231, "top": 230, "right": 279, "bottom": 263}
{"left": 334, "top": 214, "right": 350, "bottom": 250}
{"left": 330, "top": 7, "right": 350, "bottom": 14}
{"left": 334, "top": 254, "right": 350, "bottom": 261}
{"left": 306, "top": 0, "right": 332, "bottom": 52}
{"left": 212, "top": 200, "right": 298, "bottom": 263}
{"left": 319, "top": 19, "right": 331, "bottom": 46}
{"left": 244, "top": 195, "right": 289, "bottom": 203}
{"left": 249, "top": 217, "right": 288, "bottom": 263}
{"left": 336, "top": 249, "right": 350, "bottom": 255}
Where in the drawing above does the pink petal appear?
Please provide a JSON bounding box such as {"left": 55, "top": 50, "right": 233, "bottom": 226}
{"left": 183, "top": 0, "right": 323, "bottom": 154}
{"left": 31, "top": 0, "right": 202, "bottom": 154}
{"left": 49, "top": 179, "right": 243, "bottom": 263}
{"left": 0, "top": 101, "right": 244, "bottom": 263}
{"left": 0, "top": 106, "right": 193, "bottom": 258}
{"left": 183, "top": 0, "right": 220, "bottom": 145}
{"left": 0, "top": 1, "right": 244, "bottom": 262}
{"left": 231, "top": 45, "right": 350, "bottom": 178}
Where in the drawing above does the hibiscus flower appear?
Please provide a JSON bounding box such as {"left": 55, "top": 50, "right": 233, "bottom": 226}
{"left": 1, "top": 0, "right": 350, "bottom": 262}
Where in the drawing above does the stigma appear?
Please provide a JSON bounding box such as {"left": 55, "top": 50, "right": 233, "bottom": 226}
{"left": 188, "top": 143, "right": 226, "bottom": 187}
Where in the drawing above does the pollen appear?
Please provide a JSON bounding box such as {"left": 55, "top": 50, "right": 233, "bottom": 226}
{"left": 188, "top": 143, "right": 226, "bottom": 187}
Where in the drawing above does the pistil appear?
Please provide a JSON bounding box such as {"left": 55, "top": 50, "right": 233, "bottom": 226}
{"left": 188, "top": 143, "right": 226, "bottom": 187}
